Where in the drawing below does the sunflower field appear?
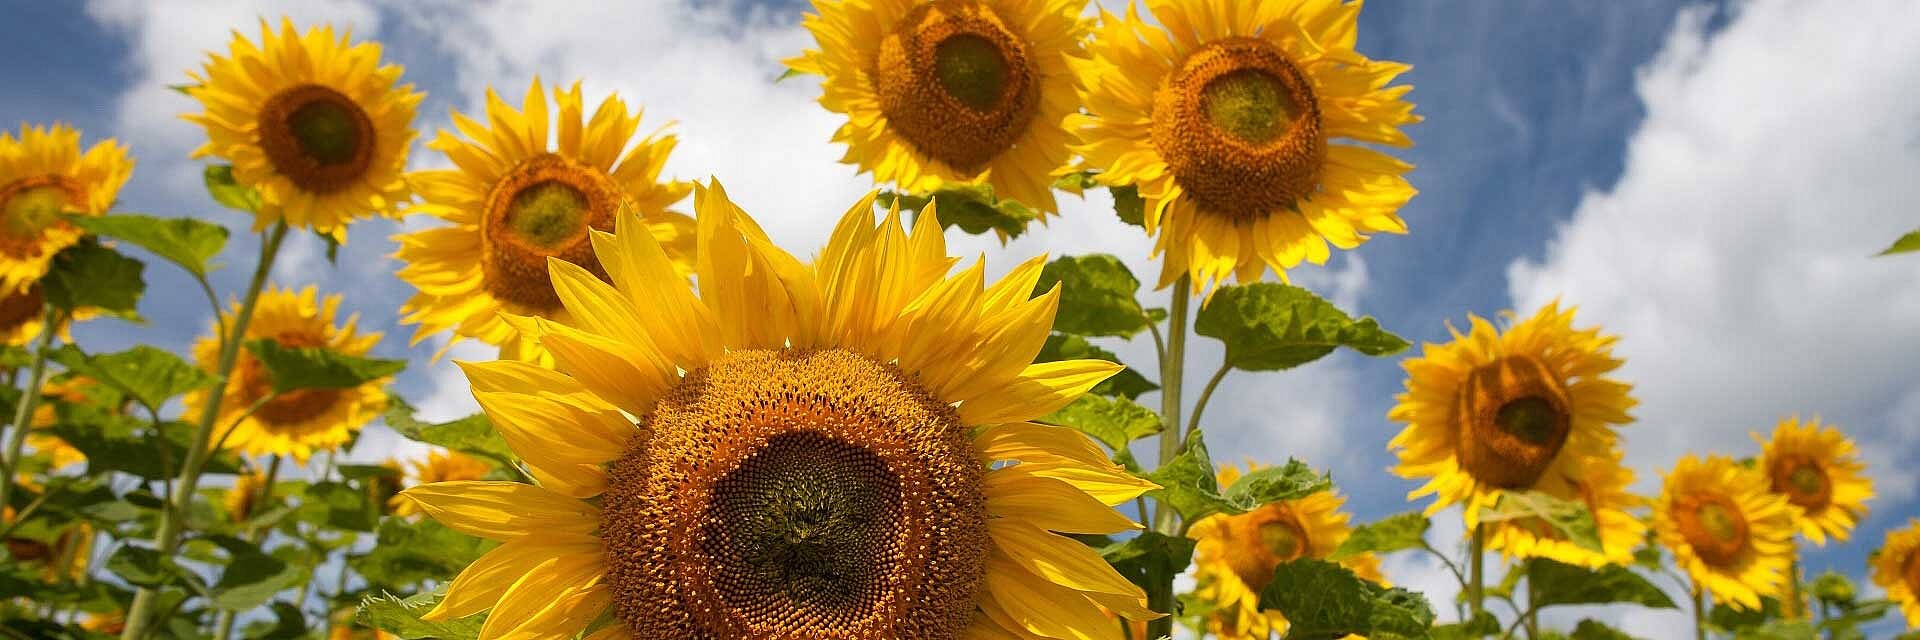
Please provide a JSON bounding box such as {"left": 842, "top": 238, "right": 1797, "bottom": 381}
{"left": 2, "top": 1, "right": 1917, "bottom": 640}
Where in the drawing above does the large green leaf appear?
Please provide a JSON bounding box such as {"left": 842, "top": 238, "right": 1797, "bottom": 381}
{"left": 1709, "top": 595, "right": 1783, "bottom": 633}
{"left": 1258, "top": 558, "right": 1435, "bottom": 640}
{"left": 71, "top": 214, "right": 228, "bottom": 277}
{"left": 1034, "top": 255, "right": 1151, "bottom": 338}
{"left": 246, "top": 339, "right": 404, "bottom": 392}
{"left": 1034, "top": 334, "right": 1157, "bottom": 399}
{"left": 1109, "top": 186, "right": 1145, "bottom": 227}
{"left": 49, "top": 345, "right": 215, "bottom": 414}
{"left": 298, "top": 481, "right": 380, "bottom": 532}
{"left": 880, "top": 184, "right": 1036, "bottom": 239}
{"left": 1478, "top": 490, "right": 1604, "bottom": 553}
{"left": 48, "top": 415, "right": 194, "bottom": 481}
{"left": 1430, "top": 612, "right": 1500, "bottom": 640}
{"left": 1526, "top": 558, "right": 1676, "bottom": 609}
{"left": 205, "top": 164, "right": 261, "bottom": 213}
{"left": 1194, "top": 283, "right": 1408, "bottom": 371}
{"left": 1037, "top": 394, "right": 1159, "bottom": 469}
{"left": 207, "top": 536, "right": 309, "bottom": 611}
{"left": 386, "top": 399, "right": 516, "bottom": 468}
{"left": 1735, "top": 620, "right": 1817, "bottom": 640}
{"left": 42, "top": 241, "right": 145, "bottom": 316}
{"left": 1220, "top": 459, "right": 1331, "bottom": 510}
{"left": 359, "top": 590, "right": 484, "bottom": 640}
{"left": 1142, "top": 434, "right": 1237, "bottom": 522}
{"left": 1099, "top": 531, "right": 1196, "bottom": 591}
{"left": 1570, "top": 619, "right": 1640, "bottom": 640}
{"left": 1331, "top": 512, "right": 1431, "bottom": 561}
{"left": 1879, "top": 229, "right": 1920, "bottom": 256}
{"left": 353, "top": 518, "right": 495, "bottom": 592}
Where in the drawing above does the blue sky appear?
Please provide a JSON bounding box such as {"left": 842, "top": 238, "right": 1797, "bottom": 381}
{"left": 5, "top": 1, "right": 1918, "bottom": 636}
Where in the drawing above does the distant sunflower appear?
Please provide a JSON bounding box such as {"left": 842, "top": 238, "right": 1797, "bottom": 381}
{"left": 1871, "top": 518, "right": 1920, "bottom": 629}
{"left": 1654, "top": 454, "right": 1795, "bottom": 610}
{"left": 1754, "top": 416, "right": 1872, "bottom": 545}
{"left": 184, "top": 19, "right": 420, "bottom": 236}
{"left": 1191, "top": 465, "right": 1381, "bottom": 639}
{"left": 1486, "top": 448, "right": 1646, "bottom": 568}
{"left": 399, "top": 181, "right": 1159, "bottom": 638}
{"left": 225, "top": 470, "right": 268, "bottom": 523}
{"left": 1070, "top": 0, "right": 1419, "bottom": 294}
{"left": 394, "top": 78, "right": 691, "bottom": 361}
{"left": 386, "top": 450, "right": 491, "bottom": 517}
{"left": 186, "top": 285, "right": 389, "bottom": 462}
{"left": 0, "top": 123, "right": 133, "bottom": 293}
{"left": 1389, "top": 302, "right": 1636, "bottom": 529}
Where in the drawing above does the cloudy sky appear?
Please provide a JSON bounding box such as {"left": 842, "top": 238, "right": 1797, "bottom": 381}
{"left": 6, "top": 0, "right": 1918, "bottom": 636}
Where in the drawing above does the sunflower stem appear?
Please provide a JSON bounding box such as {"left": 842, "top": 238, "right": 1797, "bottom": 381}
{"left": 1691, "top": 582, "right": 1707, "bottom": 640}
{"left": 122, "top": 221, "right": 289, "bottom": 640}
{"left": 1146, "top": 274, "right": 1192, "bottom": 640}
{"left": 1469, "top": 522, "right": 1487, "bottom": 622}
{"left": 0, "top": 305, "right": 62, "bottom": 518}
{"left": 1786, "top": 553, "right": 1804, "bottom": 619}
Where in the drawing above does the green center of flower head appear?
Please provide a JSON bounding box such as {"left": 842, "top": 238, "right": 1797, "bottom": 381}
{"left": 288, "top": 99, "right": 363, "bottom": 166}
{"left": 1495, "top": 396, "right": 1563, "bottom": 446}
{"left": 1697, "top": 503, "right": 1740, "bottom": 543}
{"left": 1258, "top": 520, "right": 1307, "bottom": 561}
{"left": 0, "top": 183, "right": 70, "bottom": 236}
{"left": 505, "top": 181, "right": 590, "bottom": 248}
{"left": 1788, "top": 464, "right": 1825, "bottom": 496}
{"left": 934, "top": 34, "right": 1008, "bottom": 111}
{"left": 1201, "top": 69, "right": 1297, "bottom": 144}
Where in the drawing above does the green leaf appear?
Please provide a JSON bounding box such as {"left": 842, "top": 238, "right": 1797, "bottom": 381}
{"left": 1431, "top": 612, "right": 1501, "bottom": 640}
{"left": 1034, "top": 334, "right": 1157, "bottom": 399}
{"left": 105, "top": 546, "right": 183, "bottom": 588}
{"left": 316, "top": 228, "right": 340, "bottom": 265}
{"left": 205, "top": 164, "right": 260, "bottom": 212}
{"left": 42, "top": 241, "right": 145, "bottom": 315}
{"left": 385, "top": 399, "right": 516, "bottom": 468}
{"left": 1194, "top": 283, "right": 1408, "bottom": 371}
{"left": 49, "top": 345, "right": 215, "bottom": 414}
{"left": 49, "top": 415, "right": 193, "bottom": 481}
{"left": 1478, "top": 490, "right": 1604, "bottom": 553}
{"left": 352, "top": 518, "right": 495, "bottom": 592}
{"left": 1143, "top": 434, "right": 1238, "bottom": 522}
{"left": 1220, "top": 459, "right": 1331, "bottom": 510}
{"left": 70, "top": 214, "right": 228, "bottom": 277}
{"left": 1879, "top": 229, "right": 1920, "bottom": 256}
{"left": 1258, "top": 558, "right": 1435, "bottom": 640}
{"left": 245, "top": 339, "right": 404, "bottom": 393}
{"left": 247, "top": 602, "right": 309, "bottom": 640}
{"left": 299, "top": 481, "right": 379, "bottom": 532}
{"left": 1331, "top": 512, "right": 1431, "bottom": 561}
{"left": 359, "top": 590, "right": 484, "bottom": 640}
{"left": 1099, "top": 531, "right": 1196, "bottom": 591}
{"left": 1109, "top": 185, "right": 1145, "bottom": 227}
{"left": 1526, "top": 558, "right": 1677, "bottom": 609}
{"left": 1037, "top": 394, "right": 1159, "bottom": 469}
{"left": 1710, "top": 596, "right": 1783, "bottom": 632}
{"left": 881, "top": 184, "right": 1037, "bottom": 239}
{"left": 208, "top": 536, "right": 308, "bottom": 611}
{"left": 1734, "top": 620, "right": 1817, "bottom": 640}
{"left": 1570, "top": 619, "right": 1640, "bottom": 640}
{"left": 1035, "top": 254, "right": 1150, "bottom": 338}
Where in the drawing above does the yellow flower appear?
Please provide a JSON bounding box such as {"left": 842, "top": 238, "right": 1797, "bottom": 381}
{"left": 1070, "top": 0, "right": 1419, "bottom": 295}
{"left": 1754, "top": 416, "right": 1872, "bottom": 545}
{"left": 1653, "top": 454, "right": 1795, "bottom": 610}
{"left": 393, "top": 78, "right": 692, "bottom": 361}
{"left": 1191, "top": 465, "right": 1382, "bottom": 639}
{"left": 1870, "top": 518, "right": 1920, "bottom": 629}
{"left": 398, "top": 181, "right": 1159, "bottom": 638}
{"left": 386, "top": 450, "right": 491, "bottom": 517}
{"left": 225, "top": 471, "right": 268, "bottom": 523}
{"left": 184, "top": 18, "right": 421, "bottom": 236}
{"left": 787, "top": 0, "right": 1088, "bottom": 216}
{"left": 0, "top": 123, "right": 133, "bottom": 293}
{"left": 1388, "top": 302, "right": 1636, "bottom": 530}
{"left": 1485, "top": 447, "right": 1647, "bottom": 568}
{"left": 185, "top": 285, "right": 390, "bottom": 462}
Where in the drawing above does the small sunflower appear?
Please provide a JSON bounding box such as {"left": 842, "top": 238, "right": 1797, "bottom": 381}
{"left": 225, "top": 471, "right": 268, "bottom": 523}
{"left": 1485, "top": 447, "right": 1647, "bottom": 568}
{"left": 1190, "top": 465, "right": 1382, "bottom": 639}
{"left": 184, "top": 18, "right": 420, "bottom": 236}
{"left": 1653, "top": 454, "right": 1795, "bottom": 610}
{"left": 787, "top": 0, "right": 1087, "bottom": 216}
{"left": 394, "top": 78, "right": 692, "bottom": 361}
{"left": 399, "top": 181, "right": 1160, "bottom": 638}
{"left": 0, "top": 123, "right": 132, "bottom": 294}
{"left": 1389, "top": 302, "right": 1636, "bottom": 529}
{"left": 1070, "top": 0, "right": 1419, "bottom": 294}
{"left": 1871, "top": 518, "right": 1920, "bottom": 629}
{"left": 185, "top": 285, "right": 389, "bottom": 462}
{"left": 386, "top": 450, "right": 491, "bottom": 517}
{"left": 1754, "top": 416, "right": 1872, "bottom": 545}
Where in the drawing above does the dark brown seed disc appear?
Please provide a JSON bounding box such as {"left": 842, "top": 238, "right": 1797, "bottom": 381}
{"left": 257, "top": 84, "right": 377, "bottom": 193}
{"left": 872, "top": 0, "right": 1038, "bottom": 176}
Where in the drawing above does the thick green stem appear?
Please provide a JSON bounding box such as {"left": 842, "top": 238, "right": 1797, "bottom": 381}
{"left": 1692, "top": 583, "right": 1707, "bottom": 640}
{"left": 1145, "top": 275, "right": 1192, "bottom": 640}
{"left": 122, "top": 222, "right": 288, "bottom": 640}
{"left": 1469, "top": 523, "right": 1487, "bottom": 621}
{"left": 1786, "top": 554, "right": 1803, "bottom": 619}
{"left": 0, "top": 306, "right": 62, "bottom": 515}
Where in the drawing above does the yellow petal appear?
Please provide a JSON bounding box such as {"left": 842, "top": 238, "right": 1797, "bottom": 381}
{"left": 425, "top": 534, "right": 599, "bottom": 621}
{"left": 399, "top": 481, "right": 599, "bottom": 541}
{"left": 985, "top": 469, "right": 1140, "bottom": 534}
{"left": 958, "top": 360, "right": 1123, "bottom": 425}
{"left": 989, "top": 519, "right": 1148, "bottom": 599}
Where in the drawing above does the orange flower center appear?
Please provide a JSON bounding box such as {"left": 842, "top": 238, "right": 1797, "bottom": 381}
{"left": 1152, "top": 37, "right": 1324, "bottom": 222}
{"left": 258, "top": 84, "right": 377, "bottom": 193}
{"left": 236, "top": 330, "right": 344, "bottom": 428}
{"left": 1675, "top": 494, "right": 1749, "bottom": 567}
{"left": 1219, "top": 504, "right": 1312, "bottom": 593}
{"left": 480, "top": 153, "right": 623, "bottom": 311}
{"left": 0, "top": 284, "right": 45, "bottom": 335}
{"left": 0, "top": 175, "right": 83, "bottom": 259}
{"left": 1769, "top": 455, "right": 1831, "bottom": 513}
{"left": 873, "top": 0, "right": 1038, "bottom": 176}
{"left": 1905, "top": 549, "right": 1920, "bottom": 596}
{"left": 1452, "top": 355, "right": 1574, "bottom": 490}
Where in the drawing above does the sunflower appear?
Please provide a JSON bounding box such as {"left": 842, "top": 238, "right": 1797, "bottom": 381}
{"left": 398, "top": 181, "right": 1160, "bottom": 639}
{"left": 1653, "top": 454, "right": 1795, "bottom": 610}
{"left": 1753, "top": 417, "right": 1872, "bottom": 545}
{"left": 183, "top": 18, "right": 420, "bottom": 237}
{"left": 394, "top": 78, "right": 692, "bottom": 361}
{"left": 0, "top": 123, "right": 133, "bottom": 294}
{"left": 1190, "top": 465, "right": 1382, "bottom": 639}
{"left": 787, "top": 0, "right": 1087, "bottom": 216}
{"left": 1871, "top": 518, "right": 1920, "bottom": 629}
{"left": 1069, "top": 0, "right": 1418, "bottom": 294}
{"left": 386, "top": 451, "right": 492, "bottom": 517}
{"left": 185, "top": 285, "right": 389, "bottom": 462}
{"left": 225, "top": 471, "right": 268, "bottom": 523}
{"left": 1485, "top": 447, "right": 1647, "bottom": 568}
{"left": 1388, "top": 302, "right": 1636, "bottom": 533}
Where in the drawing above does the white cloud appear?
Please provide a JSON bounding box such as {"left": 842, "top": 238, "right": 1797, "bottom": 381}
{"left": 1508, "top": 0, "right": 1920, "bottom": 503}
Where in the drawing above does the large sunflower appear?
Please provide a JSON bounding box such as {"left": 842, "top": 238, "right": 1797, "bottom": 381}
{"left": 787, "top": 0, "right": 1086, "bottom": 215}
{"left": 1653, "top": 454, "right": 1795, "bottom": 610}
{"left": 386, "top": 450, "right": 491, "bottom": 517}
{"left": 0, "top": 123, "right": 132, "bottom": 293}
{"left": 185, "top": 285, "right": 389, "bottom": 462}
{"left": 1754, "top": 416, "right": 1872, "bottom": 545}
{"left": 184, "top": 18, "right": 420, "bottom": 236}
{"left": 1070, "top": 0, "right": 1418, "bottom": 294}
{"left": 1485, "top": 447, "right": 1647, "bottom": 568}
{"left": 394, "top": 78, "right": 692, "bottom": 361}
{"left": 1388, "top": 303, "right": 1636, "bottom": 528}
{"left": 1191, "top": 465, "right": 1382, "bottom": 640}
{"left": 1870, "top": 518, "right": 1920, "bottom": 629}
{"left": 398, "top": 181, "right": 1159, "bottom": 639}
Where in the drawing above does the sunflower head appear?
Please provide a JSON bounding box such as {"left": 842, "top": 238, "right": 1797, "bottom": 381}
{"left": 1191, "top": 465, "right": 1381, "bottom": 639}
{"left": 1754, "top": 416, "right": 1872, "bottom": 546}
{"left": 386, "top": 451, "right": 490, "bottom": 517}
{"left": 394, "top": 77, "right": 692, "bottom": 361}
{"left": 1654, "top": 454, "right": 1796, "bottom": 610}
{"left": 0, "top": 123, "right": 132, "bottom": 293}
{"left": 398, "top": 181, "right": 1159, "bottom": 639}
{"left": 1070, "top": 0, "right": 1419, "bottom": 294}
{"left": 788, "top": 0, "right": 1086, "bottom": 215}
{"left": 186, "top": 285, "right": 389, "bottom": 462}
{"left": 225, "top": 471, "right": 268, "bottom": 523}
{"left": 1485, "top": 449, "right": 1647, "bottom": 568}
{"left": 184, "top": 18, "right": 420, "bottom": 236}
{"left": 1871, "top": 518, "right": 1920, "bottom": 629}
{"left": 1389, "top": 302, "right": 1636, "bottom": 522}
